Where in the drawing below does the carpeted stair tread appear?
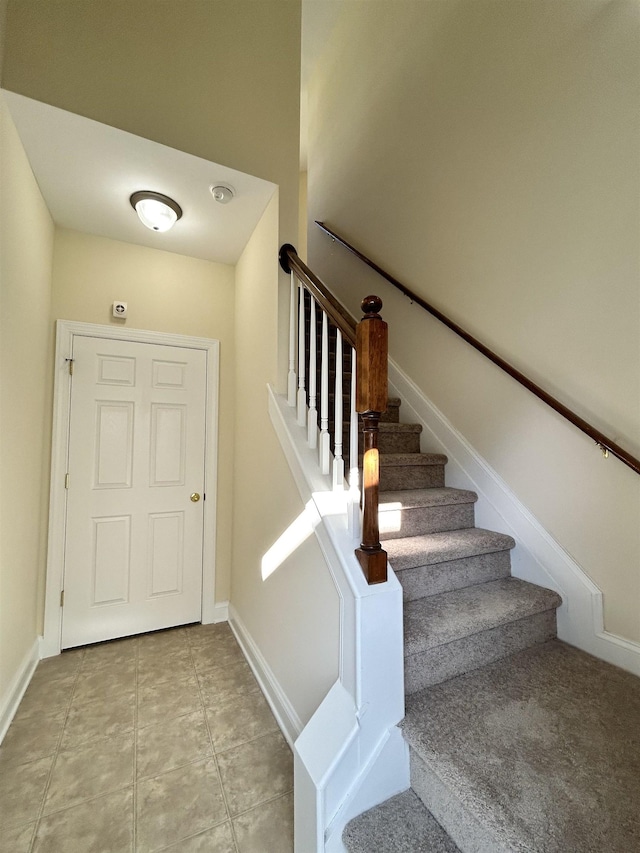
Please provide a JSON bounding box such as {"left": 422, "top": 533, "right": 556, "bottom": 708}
{"left": 343, "top": 789, "right": 461, "bottom": 853}
{"left": 379, "top": 488, "right": 478, "bottom": 539}
{"left": 402, "top": 639, "right": 640, "bottom": 853}
{"left": 380, "top": 487, "right": 477, "bottom": 509}
{"left": 378, "top": 452, "right": 448, "bottom": 467}
{"left": 385, "top": 527, "right": 515, "bottom": 571}
{"left": 404, "top": 578, "right": 561, "bottom": 657}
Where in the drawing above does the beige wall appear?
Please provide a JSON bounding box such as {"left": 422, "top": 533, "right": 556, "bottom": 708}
{"left": 0, "top": 91, "right": 54, "bottom": 699}
{"left": 298, "top": 171, "right": 308, "bottom": 261}
{"left": 232, "top": 195, "right": 339, "bottom": 725}
{"left": 306, "top": 1, "right": 640, "bottom": 640}
{"left": 3, "top": 0, "right": 301, "bottom": 392}
{"left": 3, "top": 0, "right": 300, "bottom": 239}
{"left": 51, "top": 228, "right": 236, "bottom": 605}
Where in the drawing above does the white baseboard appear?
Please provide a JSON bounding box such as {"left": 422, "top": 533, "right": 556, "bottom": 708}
{"left": 228, "top": 603, "right": 303, "bottom": 748}
{"left": 0, "top": 638, "right": 40, "bottom": 744}
{"left": 203, "top": 600, "right": 229, "bottom": 625}
{"left": 388, "top": 359, "right": 640, "bottom": 677}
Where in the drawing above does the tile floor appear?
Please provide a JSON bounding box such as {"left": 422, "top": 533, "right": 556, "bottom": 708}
{"left": 0, "top": 623, "right": 294, "bottom": 852}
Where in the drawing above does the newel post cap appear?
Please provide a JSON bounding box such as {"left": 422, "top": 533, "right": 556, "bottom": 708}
{"left": 361, "top": 295, "right": 383, "bottom": 318}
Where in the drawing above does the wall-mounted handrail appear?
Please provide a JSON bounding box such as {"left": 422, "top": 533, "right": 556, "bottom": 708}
{"left": 316, "top": 222, "right": 640, "bottom": 477}
{"left": 279, "top": 243, "right": 388, "bottom": 583}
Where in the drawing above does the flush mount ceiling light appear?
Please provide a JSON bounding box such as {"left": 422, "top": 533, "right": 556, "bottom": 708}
{"left": 130, "top": 190, "right": 183, "bottom": 232}
{"left": 210, "top": 184, "right": 235, "bottom": 204}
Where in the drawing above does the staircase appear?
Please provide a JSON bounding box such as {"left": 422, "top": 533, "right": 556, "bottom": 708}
{"left": 343, "top": 397, "right": 640, "bottom": 853}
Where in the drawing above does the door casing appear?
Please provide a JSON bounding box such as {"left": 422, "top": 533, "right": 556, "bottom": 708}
{"left": 43, "top": 320, "right": 221, "bottom": 658}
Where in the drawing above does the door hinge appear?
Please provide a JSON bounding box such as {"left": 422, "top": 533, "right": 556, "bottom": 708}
{"left": 65, "top": 473, "right": 70, "bottom": 489}
{"left": 60, "top": 590, "right": 65, "bottom": 607}
{"left": 65, "top": 358, "right": 74, "bottom": 375}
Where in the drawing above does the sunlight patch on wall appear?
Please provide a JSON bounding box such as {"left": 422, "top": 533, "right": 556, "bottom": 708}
{"left": 261, "top": 506, "right": 316, "bottom": 580}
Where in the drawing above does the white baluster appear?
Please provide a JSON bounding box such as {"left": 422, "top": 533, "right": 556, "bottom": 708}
{"left": 348, "top": 346, "right": 361, "bottom": 537}
{"left": 297, "top": 285, "right": 306, "bottom": 426}
{"left": 287, "top": 273, "right": 297, "bottom": 407}
{"left": 333, "top": 329, "right": 345, "bottom": 490}
{"left": 307, "top": 297, "right": 318, "bottom": 448}
{"left": 319, "top": 312, "right": 330, "bottom": 475}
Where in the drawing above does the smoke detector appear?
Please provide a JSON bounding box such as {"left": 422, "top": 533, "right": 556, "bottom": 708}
{"left": 210, "top": 185, "right": 235, "bottom": 204}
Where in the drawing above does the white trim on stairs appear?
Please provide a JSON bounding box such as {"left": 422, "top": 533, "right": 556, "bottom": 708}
{"left": 388, "top": 358, "right": 640, "bottom": 677}
{"left": 268, "top": 385, "right": 409, "bottom": 853}
{"left": 0, "top": 637, "right": 40, "bottom": 744}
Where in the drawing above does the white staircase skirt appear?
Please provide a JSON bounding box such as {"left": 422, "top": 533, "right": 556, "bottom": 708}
{"left": 268, "top": 386, "right": 409, "bottom": 853}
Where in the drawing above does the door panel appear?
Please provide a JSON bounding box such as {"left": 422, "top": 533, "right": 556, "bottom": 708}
{"left": 62, "top": 335, "right": 207, "bottom": 648}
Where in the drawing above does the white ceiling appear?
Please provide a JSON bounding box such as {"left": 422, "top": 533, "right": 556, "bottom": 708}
{"left": 3, "top": 90, "right": 277, "bottom": 266}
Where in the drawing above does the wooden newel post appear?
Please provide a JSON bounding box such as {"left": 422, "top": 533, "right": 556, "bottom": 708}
{"left": 355, "top": 295, "right": 388, "bottom": 584}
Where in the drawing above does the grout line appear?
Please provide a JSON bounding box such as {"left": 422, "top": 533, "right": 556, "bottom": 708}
{"left": 150, "top": 817, "right": 233, "bottom": 853}
{"left": 212, "top": 726, "right": 284, "bottom": 758}
{"left": 191, "top": 632, "right": 241, "bottom": 853}
{"left": 230, "top": 788, "right": 295, "bottom": 820}
{"left": 27, "top": 647, "right": 86, "bottom": 853}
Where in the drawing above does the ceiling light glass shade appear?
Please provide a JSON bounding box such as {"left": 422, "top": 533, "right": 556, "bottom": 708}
{"left": 130, "top": 191, "right": 182, "bottom": 232}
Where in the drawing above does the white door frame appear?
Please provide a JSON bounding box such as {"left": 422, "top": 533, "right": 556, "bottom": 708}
{"left": 43, "top": 320, "right": 221, "bottom": 658}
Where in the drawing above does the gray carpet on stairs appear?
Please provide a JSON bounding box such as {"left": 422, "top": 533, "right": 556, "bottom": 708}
{"left": 384, "top": 528, "right": 514, "bottom": 570}
{"left": 403, "top": 639, "right": 640, "bottom": 853}
{"left": 343, "top": 790, "right": 461, "bottom": 853}
{"left": 403, "top": 578, "right": 561, "bottom": 655}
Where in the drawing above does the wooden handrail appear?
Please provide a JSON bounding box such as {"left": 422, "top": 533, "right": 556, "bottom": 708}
{"left": 280, "top": 243, "right": 388, "bottom": 583}
{"left": 280, "top": 244, "right": 357, "bottom": 346}
{"left": 316, "top": 222, "right": 640, "bottom": 477}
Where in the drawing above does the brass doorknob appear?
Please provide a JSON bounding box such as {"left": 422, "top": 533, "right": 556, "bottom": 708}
{"left": 190, "top": 493, "right": 201, "bottom": 503}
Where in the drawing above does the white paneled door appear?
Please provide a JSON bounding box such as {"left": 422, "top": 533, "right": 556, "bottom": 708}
{"left": 61, "top": 335, "right": 207, "bottom": 648}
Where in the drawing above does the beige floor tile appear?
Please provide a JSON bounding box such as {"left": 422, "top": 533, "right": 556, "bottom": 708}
{"left": 81, "top": 637, "right": 138, "bottom": 668}
{"left": 159, "top": 822, "right": 236, "bottom": 852}
{"left": 137, "top": 675, "right": 202, "bottom": 729}
{"left": 33, "top": 787, "right": 133, "bottom": 853}
{"left": 13, "top": 675, "right": 75, "bottom": 721}
{"left": 137, "top": 645, "right": 196, "bottom": 687}
{"left": 185, "top": 623, "right": 235, "bottom": 649}
{"left": 0, "top": 711, "right": 64, "bottom": 767}
{"left": 0, "top": 755, "right": 52, "bottom": 829}
{"left": 137, "top": 627, "right": 188, "bottom": 655}
{"left": 233, "top": 792, "right": 294, "bottom": 853}
{"left": 206, "top": 690, "right": 278, "bottom": 753}
{"left": 136, "top": 758, "right": 227, "bottom": 853}
{"left": 192, "top": 642, "right": 246, "bottom": 674}
{"left": 217, "top": 731, "right": 293, "bottom": 817}
{"left": 32, "top": 649, "right": 84, "bottom": 682}
{"left": 73, "top": 662, "right": 136, "bottom": 705}
{"left": 136, "top": 710, "right": 212, "bottom": 779}
{"left": 61, "top": 691, "right": 135, "bottom": 749}
{"left": 198, "top": 661, "right": 260, "bottom": 706}
{"left": 43, "top": 733, "right": 134, "bottom": 815}
{"left": 0, "top": 820, "right": 36, "bottom": 853}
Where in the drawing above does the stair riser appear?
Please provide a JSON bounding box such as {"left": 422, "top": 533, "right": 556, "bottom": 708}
{"left": 397, "top": 550, "right": 512, "bottom": 601}
{"left": 379, "top": 405, "right": 400, "bottom": 423}
{"left": 380, "top": 463, "right": 445, "bottom": 491}
{"left": 372, "top": 432, "right": 421, "bottom": 454}
{"left": 410, "top": 750, "right": 509, "bottom": 853}
{"left": 380, "top": 503, "right": 476, "bottom": 540}
{"left": 404, "top": 609, "right": 557, "bottom": 694}
{"left": 341, "top": 431, "right": 420, "bottom": 454}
